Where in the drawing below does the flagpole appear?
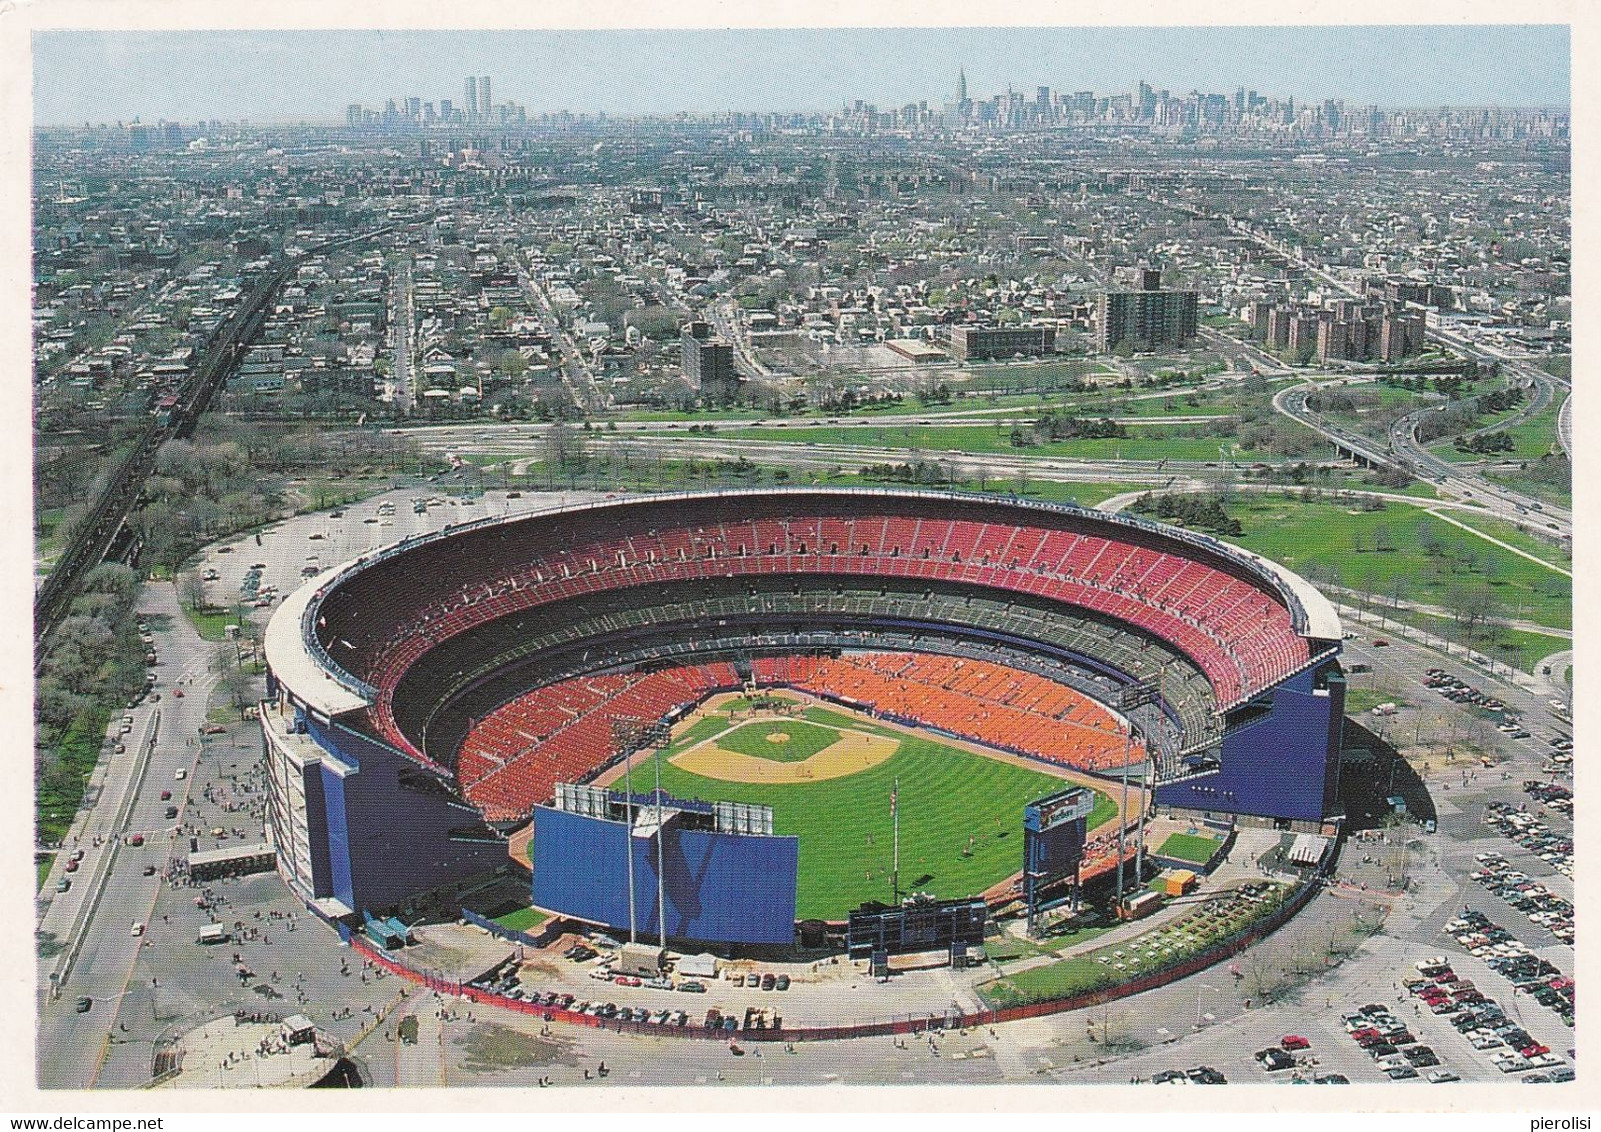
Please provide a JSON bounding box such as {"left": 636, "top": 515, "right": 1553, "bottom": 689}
{"left": 892, "top": 777, "right": 900, "bottom": 904}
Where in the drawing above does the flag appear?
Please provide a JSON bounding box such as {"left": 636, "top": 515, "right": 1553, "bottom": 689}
{"left": 890, "top": 779, "right": 898, "bottom": 819}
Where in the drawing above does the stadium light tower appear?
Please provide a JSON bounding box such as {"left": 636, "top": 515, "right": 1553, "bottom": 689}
{"left": 1116, "top": 678, "right": 1160, "bottom": 908}
{"left": 650, "top": 720, "right": 671, "bottom": 952}
{"left": 612, "top": 720, "right": 641, "bottom": 944}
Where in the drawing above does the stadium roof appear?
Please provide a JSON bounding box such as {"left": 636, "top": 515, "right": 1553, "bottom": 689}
{"left": 264, "top": 562, "right": 372, "bottom": 718}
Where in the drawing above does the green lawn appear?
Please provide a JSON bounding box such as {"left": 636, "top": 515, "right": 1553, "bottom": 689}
{"left": 715, "top": 719, "right": 842, "bottom": 763}
{"left": 37, "top": 855, "right": 54, "bottom": 891}
{"left": 1344, "top": 687, "right": 1409, "bottom": 715}
{"left": 183, "top": 604, "right": 240, "bottom": 642}
{"left": 1434, "top": 511, "right": 1571, "bottom": 571}
{"left": 724, "top": 422, "right": 1267, "bottom": 463}
{"left": 1501, "top": 403, "right": 1564, "bottom": 456}
{"left": 980, "top": 883, "right": 1293, "bottom": 1007}
{"left": 1157, "top": 832, "right": 1224, "bottom": 865}
{"left": 1226, "top": 497, "right": 1570, "bottom": 631}
{"left": 653, "top": 731, "right": 1112, "bottom": 921}
{"left": 492, "top": 907, "right": 550, "bottom": 934}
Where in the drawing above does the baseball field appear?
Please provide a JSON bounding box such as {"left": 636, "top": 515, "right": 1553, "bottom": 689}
{"left": 604, "top": 693, "right": 1119, "bottom": 922}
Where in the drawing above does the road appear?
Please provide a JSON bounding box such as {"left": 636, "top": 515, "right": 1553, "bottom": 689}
{"left": 37, "top": 582, "right": 223, "bottom": 1088}
{"left": 1273, "top": 377, "right": 1570, "bottom": 540}
{"left": 1557, "top": 393, "right": 1572, "bottom": 457}
{"left": 1151, "top": 196, "right": 1569, "bottom": 534}
{"left": 709, "top": 299, "right": 771, "bottom": 380}
{"left": 515, "top": 256, "right": 606, "bottom": 412}
{"left": 388, "top": 255, "right": 415, "bottom": 414}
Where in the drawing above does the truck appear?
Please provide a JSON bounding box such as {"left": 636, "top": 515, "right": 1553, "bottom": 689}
{"left": 197, "top": 925, "right": 230, "bottom": 945}
{"left": 1371, "top": 702, "right": 1399, "bottom": 717}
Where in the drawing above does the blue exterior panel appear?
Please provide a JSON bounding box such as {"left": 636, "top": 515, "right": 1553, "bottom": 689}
{"left": 319, "top": 766, "right": 355, "bottom": 909}
{"left": 531, "top": 806, "right": 798, "bottom": 946}
{"left": 303, "top": 718, "right": 505, "bottom": 913}
{"left": 301, "top": 762, "right": 333, "bottom": 900}
{"left": 1156, "top": 661, "right": 1343, "bottom": 823}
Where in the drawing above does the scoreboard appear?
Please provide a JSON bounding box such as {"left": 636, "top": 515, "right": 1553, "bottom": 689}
{"left": 1023, "top": 786, "right": 1095, "bottom": 921}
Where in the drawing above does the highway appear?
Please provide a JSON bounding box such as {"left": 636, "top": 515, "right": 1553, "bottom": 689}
{"left": 1148, "top": 196, "right": 1569, "bottom": 534}
{"left": 37, "top": 583, "right": 223, "bottom": 1088}
{"left": 1272, "top": 377, "right": 1570, "bottom": 540}
{"left": 1558, "top": 393, "right": 1572, "bottom": 456}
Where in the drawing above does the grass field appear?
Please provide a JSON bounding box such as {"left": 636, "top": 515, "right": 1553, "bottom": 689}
{"left": 713, "top": 719, "right": 842, "bottom": 763}
{"left": 1433, "top": 511, "right": 1571, "bottom": 572}
{"left": 648, "top": 703, "right": 1116, "bottom": 921}
{"left": 37, "top": 855, "right": 54, "bottom": 891}
{"left": 491, "top": 906, "right": 550, "bottom": 934}
{"left": 1226, "top": 497, "right": 1570, "bottom": 631}
{"left": 724, "top": 422, "right": 1268, "bottom": 463}
{"left": 1157, "top": 832, "right": 1224, "bottom": 865}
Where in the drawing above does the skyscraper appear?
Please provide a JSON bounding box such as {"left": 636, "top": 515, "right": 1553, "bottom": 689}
{"left": 479, "top": 76, "right": 492, "bottom": 120}
{"left": 464, "top": 76, "right": 478, "bottom": 122}
{"left": 956, "top": 67, "right": 967, "bottom": 104}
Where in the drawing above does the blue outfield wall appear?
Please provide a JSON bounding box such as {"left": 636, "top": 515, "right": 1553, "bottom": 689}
{"left": 531, "top": 806, "right": 799, "bottom": 946}
{"left": 1156, "top": 660, "right": 1345, "bottom": 824}
{"left": 302, "top": 718, "right": 506, "bottom": 912}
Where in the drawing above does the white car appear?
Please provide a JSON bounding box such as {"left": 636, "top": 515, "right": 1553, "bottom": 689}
{"left": 130, "top": 922, "right": 145, "bottom": 938}
{"left": 1427, "top": 1070, "right": 1461, "bottom": 1084}
{"left": 175, "top": 768, "right": 187, "bottom": 781}
{"left": 1415, "top": 956, "right": 1448, "bottom": 971}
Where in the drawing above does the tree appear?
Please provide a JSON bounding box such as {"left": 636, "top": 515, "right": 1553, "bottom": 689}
{"left": 179, "top": 570, "right": 208, "bottom": 613}
{"left": 212, "top": 645, "right": 255, "bottom": 719}
{"left": 1442, "top": 581, "right": 1503, "bottom": 647}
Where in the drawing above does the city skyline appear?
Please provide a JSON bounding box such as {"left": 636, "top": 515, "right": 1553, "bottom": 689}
{"left": 33, "top": 25, "right": 1569, "bottom": 126}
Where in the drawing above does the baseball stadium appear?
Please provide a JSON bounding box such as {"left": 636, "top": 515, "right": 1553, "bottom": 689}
{"left": 260, "top": 487, "right": 1345, "bottom": 951}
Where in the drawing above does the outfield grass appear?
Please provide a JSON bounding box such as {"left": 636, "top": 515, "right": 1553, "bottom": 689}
{"left": 492, "top": 907, "right": 550, "bottom": 934}
{"left": 655, "top": 727, "right": 1111, "bottom": 921}
{"left": 1157, "top": 832, "right": 1224, "bottom": 865}
{"left": 715, "top": 719, "right": 841, "bottom": 763}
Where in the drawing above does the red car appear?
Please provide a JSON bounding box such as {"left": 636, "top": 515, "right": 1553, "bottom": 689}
{"left": 1280, "top": 1035, "right": 1311, "bottom": 1052}
{"left": 160, "top": 790, "right": 172, "bottom": 801}
{"left": 172, "top": 688, "right": 184, "bottom": 698}
{"left": 65, "top": 859, "right": 79, "bottom": 873}
{"left": 1521, "top": 1044, "right": 1550, "bottom": 1058}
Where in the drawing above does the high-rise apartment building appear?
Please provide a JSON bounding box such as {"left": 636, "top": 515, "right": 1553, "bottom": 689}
{"left": 682, "top": 321, "right": 740, "bottom": 405}
{"left": 1097, "top": 269, "right": 1198, "bottom": 353}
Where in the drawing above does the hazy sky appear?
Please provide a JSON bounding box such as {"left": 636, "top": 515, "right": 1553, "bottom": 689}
{"left": 32, "top": 26, "right": 1569, "bottom": 125}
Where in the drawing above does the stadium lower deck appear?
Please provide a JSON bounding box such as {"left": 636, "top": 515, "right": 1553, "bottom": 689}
{"left": 459, "top": 652, "right": 1139, "bottom": 824}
